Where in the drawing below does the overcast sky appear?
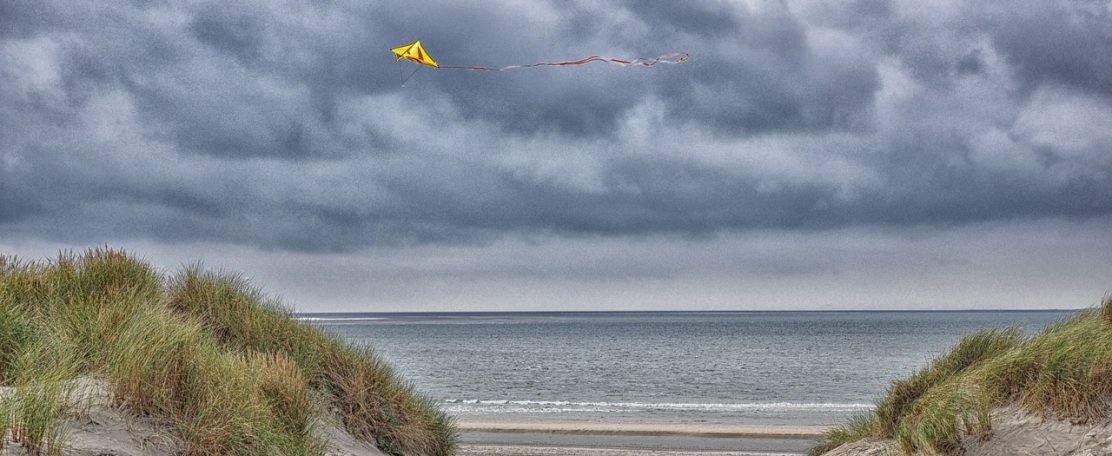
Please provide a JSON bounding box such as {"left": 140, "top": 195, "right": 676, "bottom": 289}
{"left": 2, "top": 0, "right": 1111, "bottom": 311}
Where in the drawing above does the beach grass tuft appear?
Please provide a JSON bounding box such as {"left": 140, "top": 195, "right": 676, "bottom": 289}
{"left": 812, "top": 298, "right": 1112, "bottom": 455}
{"left": 806, "top": 413, "right": 877, "bottom": 456}
{"left": 0, "top": 247, "right": 455, "bottom": 455}
{"left": 167, "top": 266, "right": 456, "bottom": 455}
{"left": 6, "top": 329, "right": 79, "bottom": 455}
{"left": 1103, "top": 294, "right": 1112, "bottom": 325}
{"left": 873, "top": 327, "right": 1020, "bottom": 438}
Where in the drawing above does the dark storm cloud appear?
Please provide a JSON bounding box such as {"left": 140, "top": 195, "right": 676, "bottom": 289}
{"left": 985, "top": 2, "right": 1112, "bottom": 95}
{"left": 188, "top": 6, "right": 267, "bottom": 67}
{"left": 0, "top": 179, "right": 42, "bottom": 223}
{"left": 1, "top": 0, "right": 1111, "bottom": 253}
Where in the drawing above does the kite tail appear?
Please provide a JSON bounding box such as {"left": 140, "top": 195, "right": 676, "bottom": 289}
{"left": 438, "top": 52, "right": 688, "bottom": 71}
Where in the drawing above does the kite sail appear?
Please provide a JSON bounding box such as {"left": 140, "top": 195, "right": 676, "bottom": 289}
{"left": 391, "top": 40, "right": 687, "bottom": 83}
{"left": 391, "top": 41, "right": 439, "bottom": 68}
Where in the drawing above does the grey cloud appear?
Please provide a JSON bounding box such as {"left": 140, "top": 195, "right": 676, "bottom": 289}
{"left": 0, "top": 1, "right": 58, "bottom": 39}
{"left": 956, "top": 49, "right": 983, "bottom": 75}
{"left": 0, "top": 0, "right": 1111, "bottom": 254}
{"left": 802, "top": 0, "right": 892, "bottom": 30}
{"left": 986, "top": 2, "right": 1112, "bottom": 95}
{"left": 0, "top": 178, "right": 42, "bottom": 223}
{"left": 621, "top": 1, "right": 744, "bottom": 38}
{"left": 188, "top": 7, "right": 267, "bottom": 68}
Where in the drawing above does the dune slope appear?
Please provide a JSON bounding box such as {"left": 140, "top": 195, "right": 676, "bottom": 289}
{"left": 813, "top": 296, "right": 1112, "bottom": 456}
{"left": 0, "top": 248, "right": 454, "bottom": 456}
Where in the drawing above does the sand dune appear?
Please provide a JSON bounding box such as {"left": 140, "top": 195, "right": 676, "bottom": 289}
{"left": 0, "top": 378, "right": 387, "bottom": 456}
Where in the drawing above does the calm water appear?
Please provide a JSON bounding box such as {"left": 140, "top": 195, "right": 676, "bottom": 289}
{"left": 306, "top": 311, "right": 1071, "bottom": 426}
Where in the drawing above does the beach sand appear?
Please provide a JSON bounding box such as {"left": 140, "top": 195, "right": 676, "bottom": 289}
{"left": 457, "top": 422, "right": 828, "bottom": 438}
{"left": 458, "top": 421, "right": 826, "bottom": 455}
{"left": 458, "top": 444, "right": 805, "bottom": 455}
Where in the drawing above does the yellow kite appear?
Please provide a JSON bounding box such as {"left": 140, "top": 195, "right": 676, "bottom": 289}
{"left": 390, "top": 40, "right": 686, "bottom": 84}
{"left": 391, "top": 40, "right": 439, "bottom": 68}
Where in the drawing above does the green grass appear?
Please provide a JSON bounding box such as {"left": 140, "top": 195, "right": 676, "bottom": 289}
{"left": 806, "top": 413, "right": 877, "bottom": 456}
{"left": 811, "top": 298, "right": 1112, "bottom": 455}
{"left": 5, "top": 327, "right": 79, "bottom": 455}
{"left": 0, "top": 263, "right": 80, "bottom": 455}
{"left": 0, "top": 248, "right": 455, "bottom": 455}
{"left": 167, "top": 265, "right": 456, "bottom": 455}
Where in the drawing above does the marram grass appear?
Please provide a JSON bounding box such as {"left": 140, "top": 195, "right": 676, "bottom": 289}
{"left": 5, "top": 326, "right": 80, "bottom": 455}
{"left": 168, "top": 265, "right": 456, "bottom": 455}
{"left": 0, "top": 248, "right": 455, "bottom": 455}
{"left": 811, "top": 297, "right": 1112, "bottom": 455}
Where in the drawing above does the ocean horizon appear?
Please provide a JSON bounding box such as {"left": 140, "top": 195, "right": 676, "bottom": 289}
{"left": 303, "top": 309, "right": 1073, "bottom": 427}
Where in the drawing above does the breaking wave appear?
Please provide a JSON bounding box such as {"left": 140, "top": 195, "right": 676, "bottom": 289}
{"left": 441, "top": 399, "right": 873, "bottom": 414}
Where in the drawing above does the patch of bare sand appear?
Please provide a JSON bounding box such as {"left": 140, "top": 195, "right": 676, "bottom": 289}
{"left": 961, "top": 406, "right": 1112, "bottom": 456}
{"left": 821, "top": 438, "right": 897, "bottom": 456}
{"left": 316, "top": 410, "right": 389, "bottom": 456}
{"left": 1, "top": 379, "right": 177, "bottom": 456}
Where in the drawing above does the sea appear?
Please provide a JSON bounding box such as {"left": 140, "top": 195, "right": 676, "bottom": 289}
{"left": 303, "top": 310, "right": 1072, "bottom": 428}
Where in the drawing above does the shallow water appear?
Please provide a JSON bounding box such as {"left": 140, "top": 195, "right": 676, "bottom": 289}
{"left": 308, "top": 310, "right": 1070, "bottom": 426}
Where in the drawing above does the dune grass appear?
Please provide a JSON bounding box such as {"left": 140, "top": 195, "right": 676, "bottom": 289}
{"left": 810, "top": 297, "right": 1112, "bottom": 455}
{"left": 3, "top": 326, "right": 80, "bottom": 455}
{"left": 0, "top": 248, "right": 455, "bottom": 455}
{"left": 807, "top": 412, "right": 877, "bottom": 456}
{"left": 167, "top": 266, "right": 455, "bottom": 455}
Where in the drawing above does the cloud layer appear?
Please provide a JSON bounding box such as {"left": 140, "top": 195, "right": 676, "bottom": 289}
{"left": 2, "top": 1, "right": 1111, "bottom": 307}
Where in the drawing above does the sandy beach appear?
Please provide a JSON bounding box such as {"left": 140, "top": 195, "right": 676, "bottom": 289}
{"left": 457, "top": 422, "right": 826, "bottom": 455}
{"left": 458, "top": 421, "right": 828, "bottom": 438}
{"left": 457, "top": 445, "right": 805, "bottom": 456}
